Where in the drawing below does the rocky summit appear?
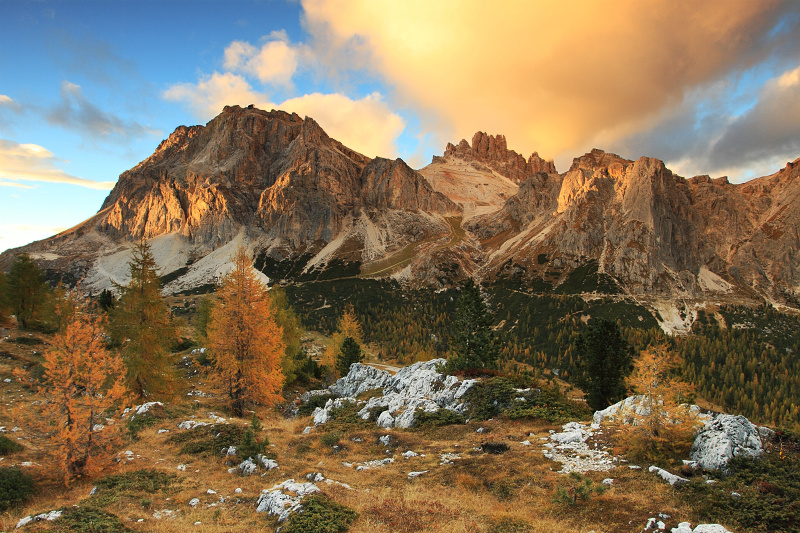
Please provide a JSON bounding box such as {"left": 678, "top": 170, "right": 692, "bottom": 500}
{"left": 2, "top": 105, "right": 799, "bottom": 312}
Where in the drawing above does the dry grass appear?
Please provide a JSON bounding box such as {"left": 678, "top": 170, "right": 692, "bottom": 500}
{"left": 0, "top": 327, "right": 699, "bottom": 533}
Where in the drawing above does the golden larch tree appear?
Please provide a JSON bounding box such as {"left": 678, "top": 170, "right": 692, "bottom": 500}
{"left": 613, "top": 345, "right": 702, "bottom": 465}
{"left": 322, "top": 305, "right": 364, "bottom": 379}
{"left": 19, "top": 294, "right": 129, "bottom": 485}
{"left": 208, "top": 246, "right": 285, "bottom": 417}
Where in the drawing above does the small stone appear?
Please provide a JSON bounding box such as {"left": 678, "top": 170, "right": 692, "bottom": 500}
{"left": 602, "top": 478, "right": 614, "bottom": 485}
{"left": 194, "top": 522, "right": 202, "bottom": 526}
{"left": 189, "top": 498, "right": 200, "bottom": 507}
{"left": 234, "top": 488, "right": 242, "bottom": 493}
{"left": 408, "top": 470, "right": 428, "bottom": 479}
{"left": 206, "top": 489, "right": 216, "bottom": 495}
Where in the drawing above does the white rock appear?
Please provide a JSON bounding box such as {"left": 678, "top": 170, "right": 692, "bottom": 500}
{"left": 691, "top": 413, "right": 762, "bottom": 471}
{"left": 225, "top": 446, "right": 237, "bottom": 456}
{"left": 408, "top": 470, "right": 428, "bottom": 479}
{"left": 648, "top": 465, "right": 689, "bottom": 486}
{"left": 593, "top": 395, "right": 651, "bottom": 425}
{"left": 189, "top": 498, "right": 200, "bottom": 507}
{"left": 158, "top": 429, "right": 170, "bottom": 434}
{"left": 238, "top": 458, "right": 258, "bottom": 475}
{"left": 234, "top": 488, "right": 242, "bottom": 494}
{"left": 135, "top": 401, "right": 163, "bottom": 415}
{"left": 602, "top": 478, "right": 614, "bottom": 485}
{"left": 671, "top": 522, "right": 693, "bottom": 533}
{"left": 206, "top": 489, "right": 216, "bottom": 494}
{"left": 177, "top": 464, "right": 187, "bottom": 471}
{"left": 376, "top": 410, "right": 394, "bottom": 428}
{"left": 693, "top": 525, "right": 732, "bottom": 533}
{"left": 302, "top": 426, "right": 313, "bottom": 434}
{"left": 16, "top": 516, "right": 32, "bottom": 529}
{"left": 520, "top": 440, "right": 531, "bottom": 446}
{"left": 402, "top": 450, "right": 419, "bottom": 458}
{"left": 379, "top": 435, "right": 391, "bottom": 446}
{"left": 178, "top": 420, "right": 208, "bottom": 430}
{"left": 255, "top": 480, "right": 320, "bottom": 522}
{"left": 658, "top": 521, "right": 666, "bottom": 530}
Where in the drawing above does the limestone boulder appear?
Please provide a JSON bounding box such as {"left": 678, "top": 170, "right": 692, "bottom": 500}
{"left": 690, "top": 413, "right": 762, "bottom": 471}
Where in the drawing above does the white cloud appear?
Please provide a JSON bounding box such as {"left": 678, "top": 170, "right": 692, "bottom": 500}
{"left": 223, "top": 31, "right": 304, "bottom": 86}
{"left": 0, "top": 179, "right": 35, "bottom": 189}
{"left": 0, "top": 139, "right": 116, "bottom": 190}
{"left": 0, "top": 95, "right": 14, "bottom": 105}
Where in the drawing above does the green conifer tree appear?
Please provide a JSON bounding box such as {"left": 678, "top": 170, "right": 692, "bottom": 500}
{"left": 446, "top": 279, "right": 499, "bottom": 372}
{"left": 337, "top": 336, "right": 364, "bottom": 377}
{"left": 4, "top": 253, "right": 52, "bottom": 330}
{"left": 575, "top": 318, "right": 634, "bottom": 411}
{"left": 109, "top": 240, "right": 177, "bottom": 400}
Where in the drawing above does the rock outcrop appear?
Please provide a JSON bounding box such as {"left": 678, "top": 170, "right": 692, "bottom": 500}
{"left": 690, "top": 413, "right": 763, "bottom": 471}
{"left": 308, "top": 360, "right": 475, "bottom": 429}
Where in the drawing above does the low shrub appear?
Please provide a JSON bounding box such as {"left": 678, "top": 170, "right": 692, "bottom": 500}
{"left": 167, "top": 423, "right": 246, "bottom": 455}
{"left": 320, "top": 431, "right": 342, "bottom": 448}
{"left": 11, "top": 336, "right": 42, "bottom": 345}
{"left": 416, "top": 408, "right": 466, "bottom": 427}
{"left": 506, "top": 386, "right": 591, "bottom": 423}
{"left": 552, "top": 472, "right": 607, "bottom": 505}
{"left": 0, "top": 435, "right": 24, "bottom": 455}
{"left": 0, "top": 467, "right": 34, "bottom": 511}
{"left": 465, "top": 378, "right": 516, "bottom": 420}
{"left": 281, "top": 494, "right": 358, "bottom": 533}
{"left": 46, "top": 506, "right": 133, "bottom": 532}
{"left": 91, "top": 469, "right": 178, "bottom": 507}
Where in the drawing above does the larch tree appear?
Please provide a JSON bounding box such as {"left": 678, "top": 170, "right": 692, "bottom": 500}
{"left": 207, "top": 246, "right": 285, "bottom": 417}
{"left": 322, "top": 305, "right": 363, "bottom": 379}
{"left": 267, "top": 286, "right": 305, "bottom": 384}
{"left": 109, "top": 240, "right": 177, "bottom": 400}
{"left": 612, "top": 345, "right": 701, "bottom": 464}
{"left": 19, "top": 294, "right": 129, "bottom": 485}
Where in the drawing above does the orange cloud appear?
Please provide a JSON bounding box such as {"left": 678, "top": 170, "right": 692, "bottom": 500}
{"left": 223, "top": 31, "right": 305, "bottom": 87}
{"left": 163, "top": 75, "right": 404, "bottom": 158}
{"left": 0, "top": 139, "right": 115, "bottom": 190}
{"left": 302, "top": 0, "right": 793, "bottom": 160}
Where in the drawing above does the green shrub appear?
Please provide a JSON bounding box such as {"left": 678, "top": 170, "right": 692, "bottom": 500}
{"left": 239, "top": 414, "right": 270, "bottom": 460}
{"left": 126, "top": 415, "right": 158, "bottom": 439}
{"left": 0, "top": 435, "right": 24, "bottom": 455}
{"left": 0, "top": 467, "right": 34, "bottom": 511}
{"left": 321, "top": 431, "right": 342, "bottom": 448}
{"left": 506, "top": 386, "right": 591, "bottom": 423}
{"left": 281, "top": 494, "right": 358, "bottom": 533}
{"left": 552, "top": 472, "right": 607, "bottom": 505}
{"left": 47, "top": 506, "right": 133, "bottom": 532}
{"left": 465, "top": 378, "right": 516, "bottom": 420}
{"left": 91, "top": 469, "right": 178, "bottom": 507}
{"left": 416, "top": 408, "right": 466, "bottom": 427}
{"left": 298, "top": 394, "right": 335, "bottom": 416}
{"left": 677, "top": 452, "right": 800, "bottom": 533}
{"left": 167, "top": 423, "right": 246, "bottom": 455}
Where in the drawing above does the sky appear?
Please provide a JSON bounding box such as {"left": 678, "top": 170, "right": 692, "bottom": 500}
{"left": 1, "top": 0, "right": 800, "bottom": 254}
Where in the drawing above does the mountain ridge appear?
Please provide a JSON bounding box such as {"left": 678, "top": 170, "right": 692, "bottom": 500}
{"left": 2, "top": 105, "right": 799, "bottom": 318}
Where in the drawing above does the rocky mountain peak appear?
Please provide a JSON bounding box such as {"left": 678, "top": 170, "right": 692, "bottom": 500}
{"left": 437, "top": 131, "right": 556, "bottom": 184}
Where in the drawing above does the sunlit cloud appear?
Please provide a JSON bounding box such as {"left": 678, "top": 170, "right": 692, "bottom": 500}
{"left": 0, "top": 139, "right": 116, "bottom": 190}
{"left": 301, "top": 0, "right": 800, "bottom": 165}
{"left": 163, "top": 77, "right": 405, "bottom": 158}
{"left": 0, "top": 179, "right": 35, "bottom": 189}
{"left": 224, "top": 30, "right": 307, "bottom": 87}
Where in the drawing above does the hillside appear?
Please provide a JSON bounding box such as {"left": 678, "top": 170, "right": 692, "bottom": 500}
{"left": 2, "top": 324, "right": 797, "bottom": 533}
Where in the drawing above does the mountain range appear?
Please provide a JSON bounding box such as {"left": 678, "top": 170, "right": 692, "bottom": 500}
{"left": 2, "top": 104, "right": 799, "bottom": 326}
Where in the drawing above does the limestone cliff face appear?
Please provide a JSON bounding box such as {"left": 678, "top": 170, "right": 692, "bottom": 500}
{"left": 475, "top": 148, "right": 800, "bottom": 301}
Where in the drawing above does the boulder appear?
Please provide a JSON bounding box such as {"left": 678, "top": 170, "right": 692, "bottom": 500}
{"left": 312, "top": 359, "right": 476, "bottom": 429}
{"left": 690, "top": 413, "right": 762, "bottom": 471}
{"left": 255, "top": 480, "right": 319, "bottom": 522}
{"left": 648, "top": 465, "right": 689, "bottom": 486}
{"left": 592, "top": 395, "right": 651, "bottom": 425}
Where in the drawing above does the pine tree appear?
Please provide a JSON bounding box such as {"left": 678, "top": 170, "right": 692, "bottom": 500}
{"left": 207, "top": 246, "right": 285, "bottom": 417}
{"left": 337, "top": 336, "right": 364, "bottom": 377}
{"left": 109, "top": 240, "right": 177, "bottom": 400}
{"left": 447, "top": 279, "right": 498, "bottom": 372}
{"left": 268, "top": 287, "right": 305, "bottom": 385}
{"left": 5, "top": 253, "right": 52, "bottom": 330}
{"left": 16, "top": 295, "right": 129, "bottom": 485}
{"left": 575, "top": 318, "right": 634, "bottom": 411}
